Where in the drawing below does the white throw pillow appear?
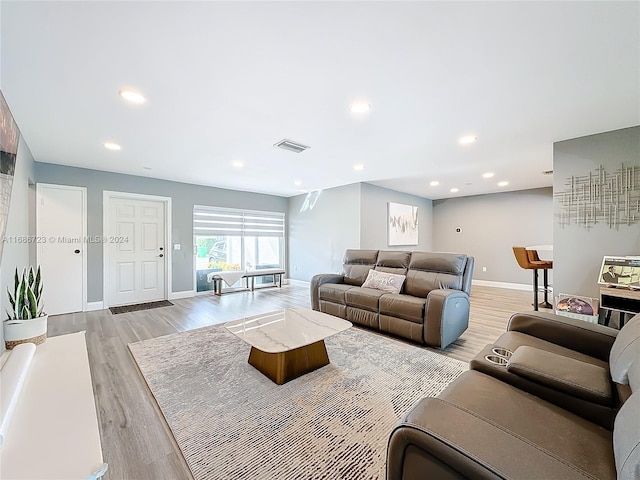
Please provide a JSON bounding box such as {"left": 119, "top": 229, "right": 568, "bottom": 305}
{"left": 361, "top": 269, "right": 406, "bottom": 294}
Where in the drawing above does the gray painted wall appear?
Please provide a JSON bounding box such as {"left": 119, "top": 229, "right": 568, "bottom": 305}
{"left": 433, "top": 188, "right": 553, "bottom": 284}
{"left": 288, "top": 182, "right": 434, "bottom": 282}
{"left": 288, "top": 184, "right": 361, "bottom": 281}
{"left": 553, "top": 126, "right": 640, "bottom": 299}
{"left": 360, "top": 183, "right": 433, "bottom": 251}
{"left": 1, "top": 136, "right": 36, "bottom": 352}
{"left": 22, "top": 127, "right": 637, "bottom": 314}
{"left": 35, "top": 163, "right": 288, "bottom": 301}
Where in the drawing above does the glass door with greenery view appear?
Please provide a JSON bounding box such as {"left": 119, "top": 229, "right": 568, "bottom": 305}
{"left": 193, "top": 207, "right": 285, "bottom": 293}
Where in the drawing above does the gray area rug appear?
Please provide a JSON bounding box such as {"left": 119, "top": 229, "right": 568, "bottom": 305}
{"left": 129, "top": 324, "right": 468, "bottom": 480}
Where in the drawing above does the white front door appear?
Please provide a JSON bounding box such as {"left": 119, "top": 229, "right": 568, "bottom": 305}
{"left": 37, "top": 184, "right": 86, "bottom": 315}
{"left": 106, "top": 196, "right": 166, "bottom": 307}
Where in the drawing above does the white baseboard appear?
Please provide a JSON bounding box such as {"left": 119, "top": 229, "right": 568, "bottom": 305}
{"left": 286, "top": 278, "right": 310, "bottom": 286}
{"left": 85, "top": 301, "right": 104, "bottom": 312}
{"left": 472, "top": 279, "right": 533, "bottom": 291}
{"left": 169, "top": 290, "right": 195, "bottom": 300}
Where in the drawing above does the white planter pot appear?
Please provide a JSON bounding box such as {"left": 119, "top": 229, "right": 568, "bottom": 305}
{"left": 4, "top": 315, "right": 48, "bottom": 348}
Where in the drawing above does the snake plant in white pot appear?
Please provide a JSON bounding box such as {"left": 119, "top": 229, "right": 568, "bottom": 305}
{"left": 4, "top": 266, "right": 47, "bottom": 349}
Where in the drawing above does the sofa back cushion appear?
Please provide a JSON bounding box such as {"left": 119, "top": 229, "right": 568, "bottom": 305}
{"left": 404, "top": 252, "right": 468, "bottom": 297}
{"left": 610, "top": 313, "right": 640, "bottom": 389}
{"left": 374, "top": 250, "right": 411, "bottom": 276}
{"left": 342, "top": 249, "right": 379, "bottom": 286}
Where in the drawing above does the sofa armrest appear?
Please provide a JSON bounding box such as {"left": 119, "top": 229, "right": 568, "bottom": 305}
{"left": 310, "top": 274, "right": 344, "bottom": 310}
{"left": 387, "top": 397, "right": 592, "bottom": 480}
{"left": 506, "top": 346, "right": 613, "bottom": 406}
{"left": 425, "top": 290, "right": 470, "bottom": 349}
{"left": 507, "top": 311, "right": 618, "bottom": 361}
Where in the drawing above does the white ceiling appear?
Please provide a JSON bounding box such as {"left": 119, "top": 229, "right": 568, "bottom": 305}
{"left": 1, "top": 1, "right": 639, "bottom": 200}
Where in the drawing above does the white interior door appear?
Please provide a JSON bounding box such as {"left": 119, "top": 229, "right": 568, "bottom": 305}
{"left": 37, "top": 184, "right": 86, "bottom": 315}
{"left": 106, "top": 195, "right": 166, "bottom": 307}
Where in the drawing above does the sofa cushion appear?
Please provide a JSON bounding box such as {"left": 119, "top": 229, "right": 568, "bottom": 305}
{"left": 345, "top": 287, "right": 386, "bottom": 311}
{"left": 342, "top": 249, "right": 378, "bottom": 286}
{"left": 374, "top": 250, "right": 411, "bottom": 277}
{"left": 346, "top": 307, "right": 379, "bottom": 329}
{"left": 361, "top": 269, "right": 406, "bottom": 294}
{"left": 613, "top": 391, "right": 640, "bottom": 479}
{"left": 380, "top": 315, "right": 424, "bottom": 342}
{"left": 319, "top": 301, "right": 346, "bottom": 319}
{"left": 400, "top": 370, "right": 616, "bottom": 480}
{"left": 344, "top": 249, "right": 379, "bottom": 265}
{"left": 318, "top": 283, "right": 353, "bottom": 304}
{"left": 506, "top": 311, "right": 617, "bottom": 361}
{"left": 506, "top": 346, "right": 613, "bottom": 406}
{"left": 610, "top": 312, "right": 640, "bottom": 387}
{"left": 471, "top": 343, "right": 616, "bottom": 429}
{"left": 342, "top": 265, "right": 374, "bottom": 286}
{"left": 441, "top": 371, "right": 616, "bottom": 478}
{"left": 379, "top": 294, "right": 425, "bottom": 323}
{"left": 494, "top": 331, "right": 610, "bottom": 369}
{"left": 405, "top": 252, "right": 467, "bottom": 297}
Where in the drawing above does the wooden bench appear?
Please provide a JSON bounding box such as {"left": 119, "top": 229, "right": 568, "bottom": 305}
{"left": 207, "top": 268, "right": 286, "bottom": 295}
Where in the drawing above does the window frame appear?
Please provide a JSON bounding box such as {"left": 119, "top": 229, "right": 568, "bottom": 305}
{"left": 193, "top": 205, "right": 286, "bottom": 293}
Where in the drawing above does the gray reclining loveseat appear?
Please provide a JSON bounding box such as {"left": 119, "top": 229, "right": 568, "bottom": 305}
{"left": 310, "top": 249, "right": 474, "bottom": 348}
{"left": 387, "top": 311, "right": 640, "bottom": 479}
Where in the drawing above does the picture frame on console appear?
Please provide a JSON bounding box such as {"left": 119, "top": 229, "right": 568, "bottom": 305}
{"left": 387, "top": 202, "right": 418, "bottom": 246}
{"left": 598, "top": 256, "right": 640, "bottom": 288}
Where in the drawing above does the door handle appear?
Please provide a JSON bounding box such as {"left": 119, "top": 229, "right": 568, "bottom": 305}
{"left": 158, "top": 254, "right": 164, "bottom": 258}
{"left": 74, "top": 249, "right": 81, "bottom": 254}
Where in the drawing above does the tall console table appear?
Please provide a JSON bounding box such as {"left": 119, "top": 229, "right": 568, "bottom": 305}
{"left": 600, "top": 286, "right": 640, "bottom": 328}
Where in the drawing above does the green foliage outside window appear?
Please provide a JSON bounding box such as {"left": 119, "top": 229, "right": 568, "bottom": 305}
{"left": 206, "top": 261, "right": 241, "bottom": 271}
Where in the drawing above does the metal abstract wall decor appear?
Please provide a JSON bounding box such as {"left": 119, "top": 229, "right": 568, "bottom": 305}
{"left": 388, "top": 202, "right": 418, "bottom": 246}
{"left": 555, "top": 164, "right": 639, "bottom": 229}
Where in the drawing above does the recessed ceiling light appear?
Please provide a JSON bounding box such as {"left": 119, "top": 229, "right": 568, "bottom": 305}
{"left": 119, "top": 89, "right": 146, "bottom": 104}
{"left": 353, "top": 164, "right": 364, "bottom": 171}
{"left": 232, "top": 160, "right": 244, "bottom": 168}
{"left": 350, "top": 103, "right": 371, "bottom": 113}
{"left": 450, "top": 187, "right": 459, "bottom": 193}
{"left": 498, "top": 181, "right": 509, "bottom": 187}
{"left": 103, "top": 142, "right": 121, "bottom": 151}
{"left": 294, "top": 180, "right": 302, "bottom": 186}
{"left": 482, "top": 172, "right": 494, "bottom": 178}
{"left": 430, "top": 180, "right": 440, "bottom": 187}
{"left": 459, "top": 135, "right": 477, "bottom": 145}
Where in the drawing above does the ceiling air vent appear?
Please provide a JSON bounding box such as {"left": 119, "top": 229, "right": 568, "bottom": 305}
{"left": 273, "top": 139, "right": 310, "bottom": 153}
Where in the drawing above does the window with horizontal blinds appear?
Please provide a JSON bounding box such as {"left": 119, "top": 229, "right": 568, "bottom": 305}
{"left": 193, "top": 206, "right": 285, "bottom": 237}
{"left": 193, "top": 206, "right": 285, "bottom": 292}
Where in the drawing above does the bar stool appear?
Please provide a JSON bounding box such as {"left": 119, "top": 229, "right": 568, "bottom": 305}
{"left": 512, "top": 246, "right": 553, "bottom": 311}
{"left": 526, "top": 249, "right": 553, "bottom": 309}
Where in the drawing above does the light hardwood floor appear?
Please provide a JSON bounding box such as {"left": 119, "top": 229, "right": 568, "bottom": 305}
{"left": 49, "top": 282, "right": 533, "bottom": 480}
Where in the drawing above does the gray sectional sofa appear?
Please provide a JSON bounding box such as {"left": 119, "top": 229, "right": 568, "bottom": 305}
{"left": 387, "top": 311, "right": 640, "bottom": 479}
{"left": 310, "top": 249, "right": 474, "bottom": 348}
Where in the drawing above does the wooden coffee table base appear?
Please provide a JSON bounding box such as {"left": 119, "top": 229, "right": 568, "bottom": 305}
{"left": 248, "top": 340, "right": 330, "bottom": 385}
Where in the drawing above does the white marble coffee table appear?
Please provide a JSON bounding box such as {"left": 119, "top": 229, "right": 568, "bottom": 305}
{"left": 225, "top": 308, "right": 352, "bottom": 384}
